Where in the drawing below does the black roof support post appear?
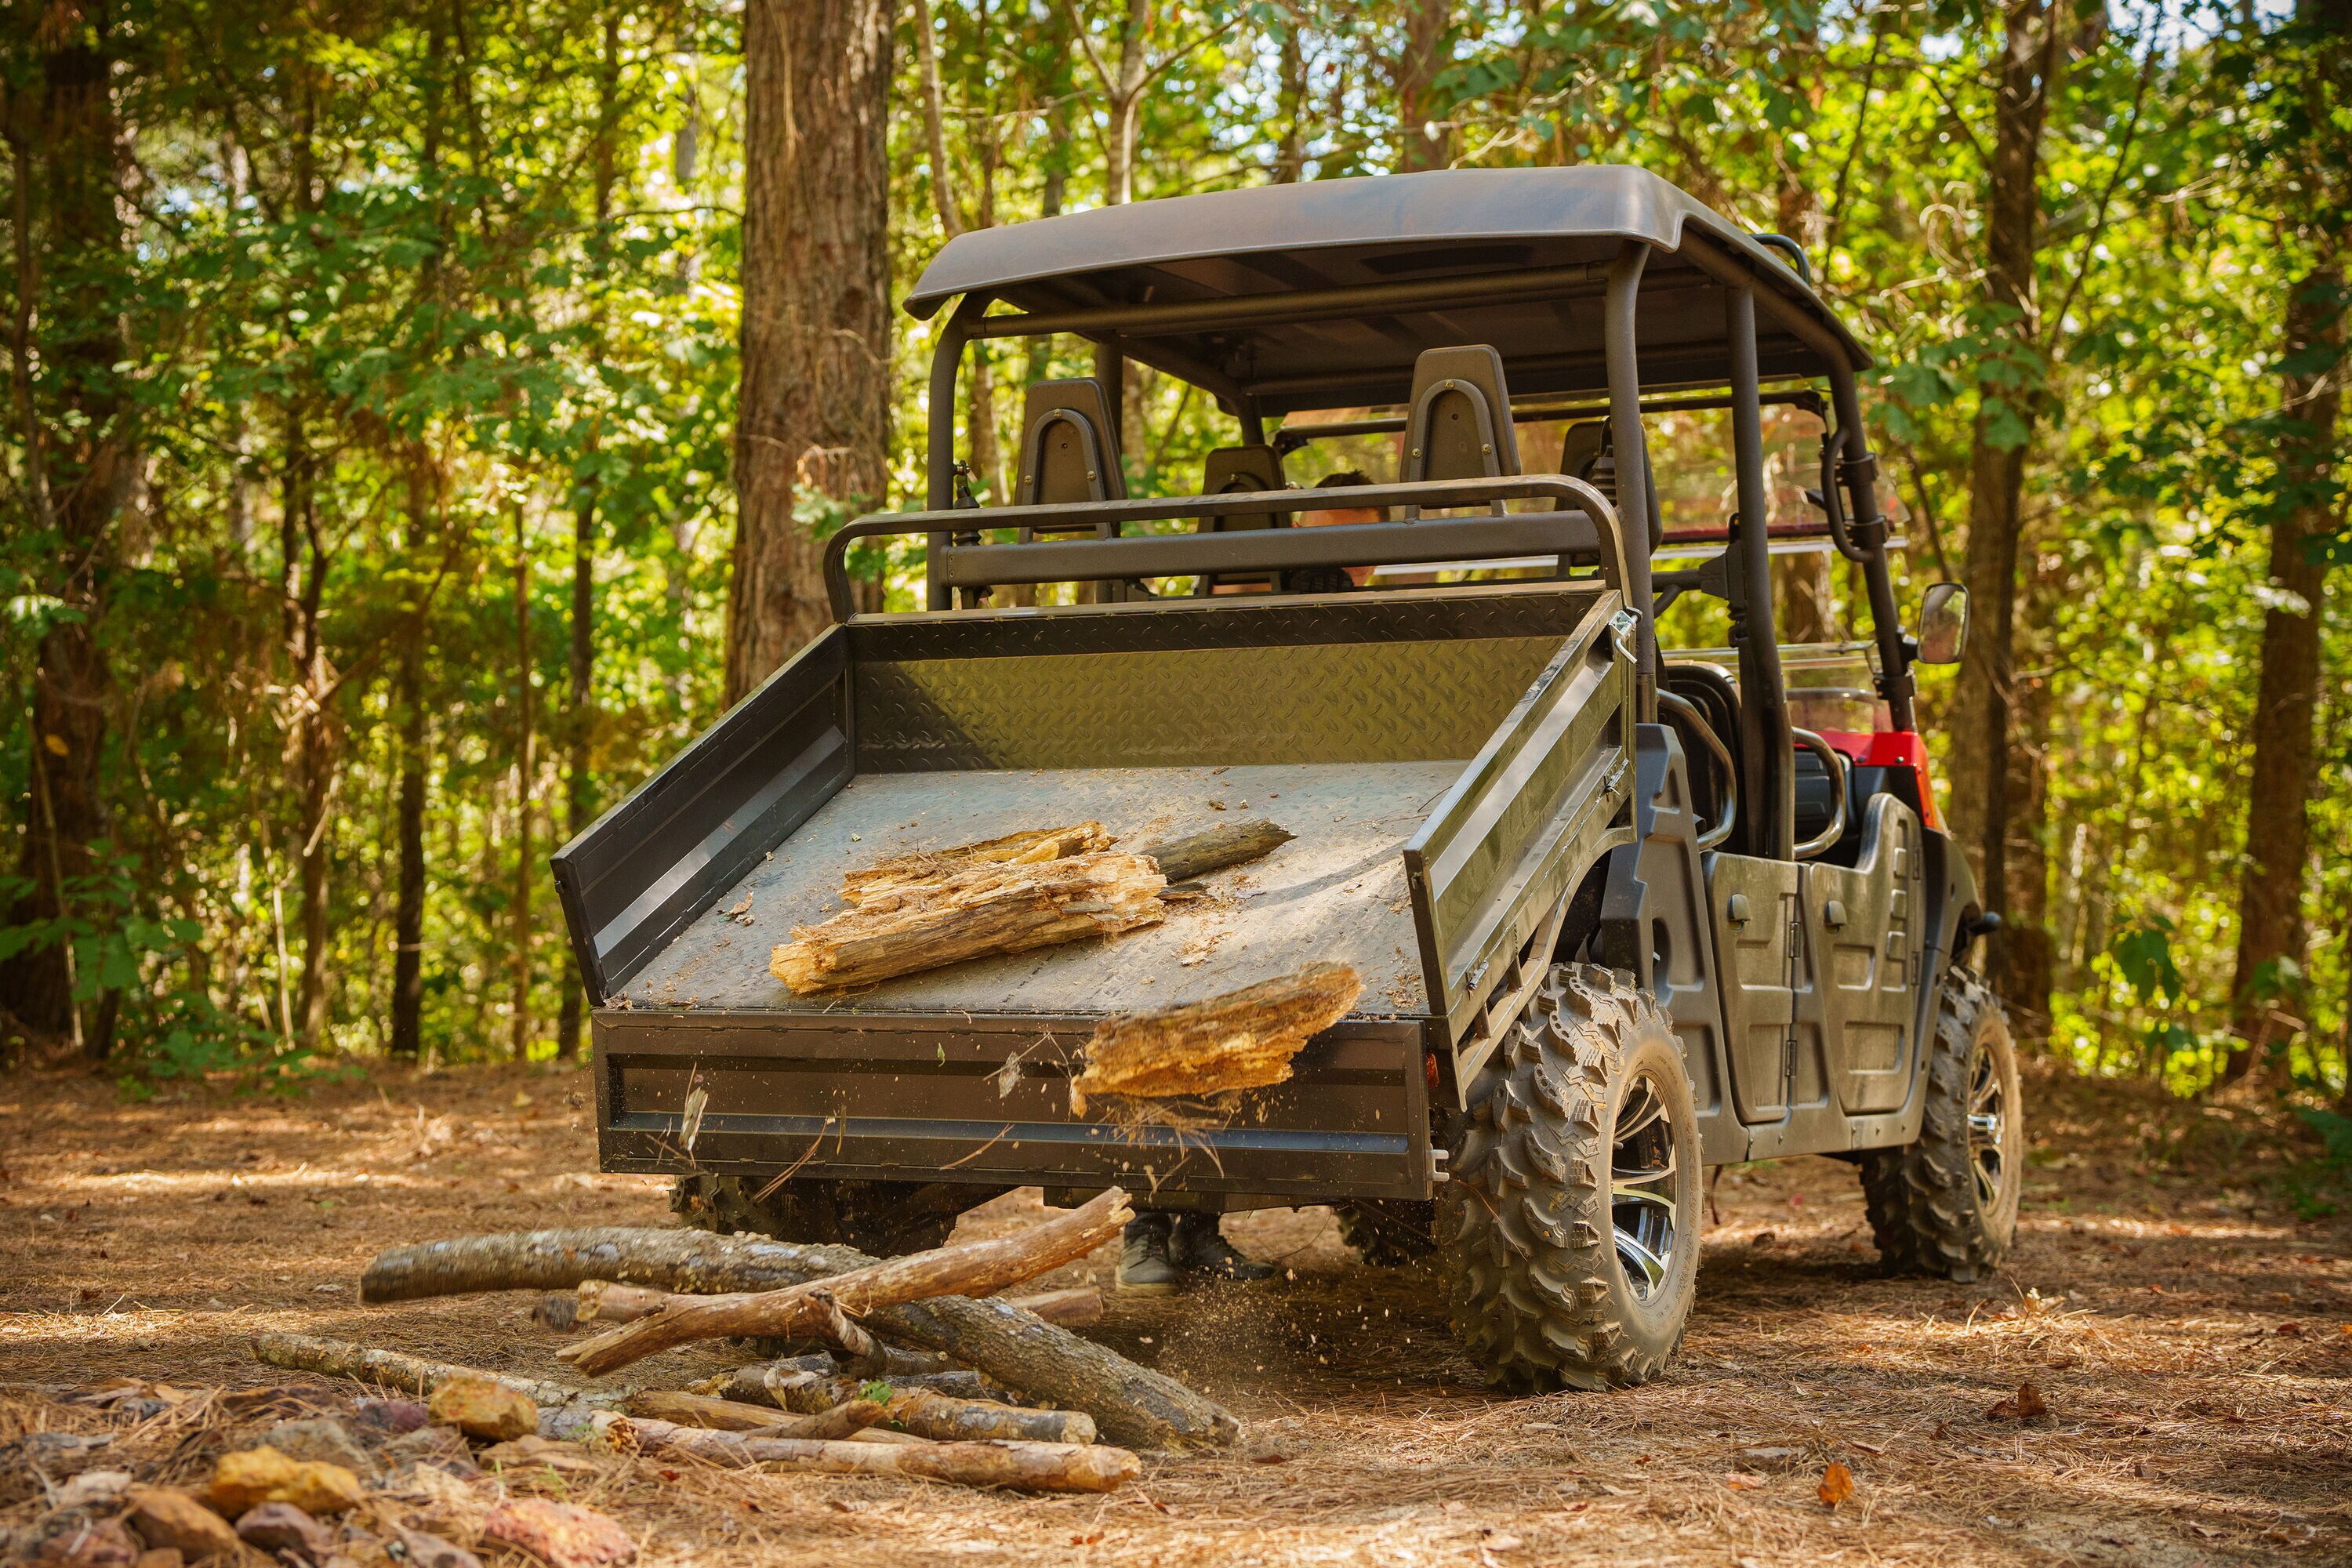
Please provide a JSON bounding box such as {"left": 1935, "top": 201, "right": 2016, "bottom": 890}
{"left": 925, "top": 296, "right": 988, "bottom": 610}
{"left": 1828, "top": 365, "right": 1915, "bottom": 730}
{"left": 1729, "top": 285, "right": 1795, "bottom": 861}
{"left": 1604, "top": 241, "right": 1659, "bottom": 722}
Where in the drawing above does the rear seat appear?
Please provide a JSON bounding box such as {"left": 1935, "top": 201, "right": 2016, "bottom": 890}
{"left": 1191, "top": 445, "right": 1288, "bottom": 596}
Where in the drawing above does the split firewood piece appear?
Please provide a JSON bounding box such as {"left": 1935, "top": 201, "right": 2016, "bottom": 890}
{"left": 358, "top": 1225, "right": 1242, "bottom": 1450}
{"left": 1071, "top": 962, "right": 1362, "bottom": 1109}
{"left": 1001, "top": 1287, "right": 1103, "bottom": 1328}
{"left": 773, "top": 853, "right": 1165, "bottom": 994}
{"left": 1133, "top": 818, "right": 1294, "bottom": 884}
{"left": 628, "top": 1418, "right": 1138, "bottom": 1494}
{"left": 842, "top": 823, "right": 1116, "bottom": 907}
{"left": 558, "top": 1188, "right": 1131, "bottom": 1377}
{"left": 250, "top": 1332, "right": 624, "bottom": 1410}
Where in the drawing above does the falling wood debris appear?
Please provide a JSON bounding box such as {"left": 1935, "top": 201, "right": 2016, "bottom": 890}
{"left": 1072, "top": 962, "right": 1363, "bottom": 1111}
{"left": 771, "top": 853, "right": 1166, "bottom": 993}
{"left": 557, "top": 1188, "right": 1133, "bottom": 1376}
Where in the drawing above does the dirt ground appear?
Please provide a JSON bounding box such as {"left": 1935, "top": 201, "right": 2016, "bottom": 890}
{"left": 2, "top": 1057, "right": 2347, "bottom": 1567}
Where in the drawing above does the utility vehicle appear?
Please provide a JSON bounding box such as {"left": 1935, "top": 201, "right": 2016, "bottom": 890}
{"left": 551, "top": 167, "right": 2021, "bottom": 1390}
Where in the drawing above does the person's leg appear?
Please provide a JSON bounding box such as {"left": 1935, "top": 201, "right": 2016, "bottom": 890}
{"left": 1169, "top": 1212, "right": 1276, "bottom": 1281}
{"left": 1116, "top": 1211, "right": 1179, "bottom": 1294}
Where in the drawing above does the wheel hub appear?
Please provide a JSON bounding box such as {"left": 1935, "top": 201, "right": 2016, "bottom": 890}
{"left": 1966, "top": 1040, "right": 2008, "bottom": 1212}
{"left": 1610, "top": 1069, "right": 1679, "bottom": 1301}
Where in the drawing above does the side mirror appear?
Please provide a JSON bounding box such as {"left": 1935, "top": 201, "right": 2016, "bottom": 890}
{"left": 1916, "top": 583, "right": 1969, "bottom": 665}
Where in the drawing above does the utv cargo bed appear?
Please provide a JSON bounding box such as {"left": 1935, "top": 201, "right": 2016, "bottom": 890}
{"left": 557, "top": 583, "right": 1635, "bottom": 1204}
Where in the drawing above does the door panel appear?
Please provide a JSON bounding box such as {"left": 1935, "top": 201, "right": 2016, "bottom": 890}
{"left": 1807, "top": 796, "right": 1926, "bottom": 1115}
{"left": 1704, "top": 855, "right": 1819, "bottom": 1125}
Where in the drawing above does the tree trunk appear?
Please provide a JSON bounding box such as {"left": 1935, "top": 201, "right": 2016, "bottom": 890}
{"left": 1276, "top": 15, "right": 1308, "bottom": 182}
{"left": 286, "top": 430, "right": 337, "bottom": 1054}
{"left": 512, "top": 506, "right": 535, "bottom": 1060}
{"left": 2223, "top": 260, "right": 2343, "bottom": 1081}
{"left": 1395, "top": 0, "right": 1454, "bottom": 172}
{"left": 0, "top": 28, "right": 131, "bottom": 1055}
{"left": 725, "top": 0, "right": 895, "bottom": 702}
{"left": 1940, "top": 0, "right": 2063, "bottom": 997}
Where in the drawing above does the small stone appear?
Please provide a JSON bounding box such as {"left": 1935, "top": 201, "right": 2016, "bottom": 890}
{"left": 481, "top": 1501, "right": 636, "bottom": 1568}
{"left": 382, "top": 1426, "right": 480, "bottom": 1479}
{"left": 125, "top": 1488, "right": 240, "bottom": 1562}
{"left": 1734, "top": 1446, "right": 1806, "bottom": 1473}
{"left": 426, "top": 1377, "right": 538, "bottom": 1441}
{"left": 264, "top": 1420, "right": 375, "bottom": 1476}
{"left": 235, "top": 1505, "right": 336, "bottom": 1567}
{"left": 133, "top": 1550, "right": 183, "bottom": 1568}
{"left": 207, "top": 1448, "right": 365, "bottom": 1517}
{"left": 393, "top": 1530, "right": 481, "bottom": 1568}
{"left": 31, "top": 1519, "right": 140, "bottom": 1568}
{"left": 351, "top": 1399, "right": 430, "bottom": 1436}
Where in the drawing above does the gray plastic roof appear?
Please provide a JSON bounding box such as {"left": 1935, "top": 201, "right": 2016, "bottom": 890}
{"left": 907, "top": 166, "right": 1871, "bottom": 414}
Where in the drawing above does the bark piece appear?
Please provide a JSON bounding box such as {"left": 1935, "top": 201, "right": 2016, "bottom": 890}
{"left": 357, "top": 1227, "right": 1241, "bottom": 1450}
{"left": 557, "top": 1188, "right": 1130, "bottom": 1377}
{"left": 478, "top": 1436, "right": 614, "bottom": 1477}
{"left": 842, "top": 824, "right": 1115, "bottom": 905}
{"left": 427, "top": 1377, "right": 537, "bottom": 1440}
{"left": 1072, "top": 962, "right": 1361, "bottom": 1105}
{"left": 621, "top": 1389, "right": 886, "bottom": 1440}
{"left": 630, "top": 1418, "right": 1138, "bottom": 1494}
{"left": 573, "top": 1283, "right": 673, "bottom": 1326}
{"left": 480, "top": 1501, "right": 635, "bottom": 1568}
{"left": 1001, "top": 1287, "right": 1102, "bottom": 1328}
{"left": 771, "top": 852, "right": 1164, "bottom": 993}
{"left": 232, "top": 1505, "right": 332, "bottom": 1567}
{"left": 764, "top": 1367, "right": 1001, "bottom": 1411}
{"left": 1133, "top": 819, "right": 1293, "bottom": 884}
{"left": 124, "top": 1490, "right": 238, "bottom": 1563}
{"left": 249, "top": 1334, "right": 622, "bottom": 1410}
{"left": 205, "top": 1450, "right": 362, "bottom": 1517}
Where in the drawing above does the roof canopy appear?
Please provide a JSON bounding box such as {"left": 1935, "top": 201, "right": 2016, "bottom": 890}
{"left": 907, "top": 167, "right": 1871, "bottom": 416}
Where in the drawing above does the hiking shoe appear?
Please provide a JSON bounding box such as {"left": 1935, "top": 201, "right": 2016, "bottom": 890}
{"left": 1171, "top": 1214, "right": 1276, "bottom": 1282}
{"left": 1116, "top": 1214, "right": 1180, "bottom": 1295}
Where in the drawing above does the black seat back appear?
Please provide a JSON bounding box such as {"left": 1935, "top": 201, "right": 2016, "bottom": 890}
{"left": 1401, "top": 346, "right": 1519, "bottom": 516}
{"left": 1015, "top": 379, "right": 1126, "bottom": 513}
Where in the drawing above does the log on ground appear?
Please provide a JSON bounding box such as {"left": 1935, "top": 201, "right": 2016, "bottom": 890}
{"left": 1072, "top": 962, "right": 1363, "bottom": 1104}
{"left": 702, "top": 1359, "right": 1000, "bottom": 1407}
{"left": 558, "top": 1188, "right": 1131, "bottom": 1377}
{"left": 1133, "top": 818, "right": 1294, "bottom": 884}
{"left": 250, "top": 1332, "right": 622, "bottom": 1410}
{"left": 358, "top": 1227, "right": 1240, "bottom": 1450}
{"left": 1000, "top": 1286, "right": 1102, "bottom": 1328}
{"left": 629, "top": 1419, "right": 1138, "bottom": 1494}
{"left": 771, "top": 851, "right": 1164, "bottom": 994}
{"left": 765, "top": 1377, "right": 1094, "bottom": 1446}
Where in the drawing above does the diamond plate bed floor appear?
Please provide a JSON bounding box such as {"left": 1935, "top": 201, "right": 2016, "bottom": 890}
{"left": 610, "top": 760, "right": 1465, "bottom": 1018}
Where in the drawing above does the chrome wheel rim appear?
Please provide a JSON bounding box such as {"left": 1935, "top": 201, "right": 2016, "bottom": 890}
{"left": 1966, "top": 1036, "right": 2008, "bottom": 1212}
{"left": 1610, "top": 1069, "right": 1679, "bottom": 1302}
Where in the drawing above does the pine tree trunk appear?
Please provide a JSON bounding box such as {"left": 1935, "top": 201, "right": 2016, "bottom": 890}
{"left": 1395, "top": 0, "right": 1453, "bottom": 172}
{"left": 726, "top": 0, "right": 895, "bottom": 702}
{"left": 2223, "top": 260, "right": 2343, "bottom": 1081}
{"left": 0, "top": 31, "right": 130, "bottom": 1055}
{"left": 1940, "top": 0, "right": 2064, "bottom": 994}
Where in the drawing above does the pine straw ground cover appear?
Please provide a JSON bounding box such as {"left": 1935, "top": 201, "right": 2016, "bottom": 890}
{"left": 2, "top": 1058, "right": 2347, "bottom": 1567}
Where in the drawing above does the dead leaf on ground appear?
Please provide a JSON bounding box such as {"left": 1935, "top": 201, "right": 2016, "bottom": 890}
{"left": 1817, "top": 1462, "right": 1856, "bottom": 1509}
{"left": 1987, "top": 1381, "right": 2049, "bottom": 1421}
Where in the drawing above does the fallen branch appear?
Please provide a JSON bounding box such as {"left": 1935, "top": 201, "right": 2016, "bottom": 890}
{"left": 1072, "top": 963, "right": 1361, "bottom": 1109}
{"left": 1134, "top": 818, "right": 1293, "bottom": 883}
{"left": 695, "top": 1358, "right": 994, "bottom": 1406}
{"left": 771, "top": 852, "right": 1164, "bottom": 993}
{"left": 629, "top": 1419, "right": 1138, "bottom": 1494}
{"left": 250, "top": 1333, "right": 624, "bottom": 1410}
{"left": 764, "top": 1374, "right": 1094, "bottom": 1445}
{"left": 559, "top": 1188, "right": 1130, "bottom": 1377}
{"left": 358, "top": 1226, "right": 1241, "bottom": 1450}
{"left": 1002, "top": 1287, "right": 1102, "bottom": 1328}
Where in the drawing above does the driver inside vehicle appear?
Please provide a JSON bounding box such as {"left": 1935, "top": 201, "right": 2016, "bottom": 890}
{"left": 1284, "top": 470, "right": 1381, "bottom": 593}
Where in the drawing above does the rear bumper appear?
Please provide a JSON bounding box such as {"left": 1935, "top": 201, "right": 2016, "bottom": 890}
{"left": 593, "top": 1009, "right": 1440, "bottom": 1203}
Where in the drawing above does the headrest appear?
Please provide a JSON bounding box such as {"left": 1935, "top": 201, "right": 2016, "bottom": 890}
{"left": 1559, "top": 419, "right": 1661, "bottom": 550}
{"left": 1402, "top": 345, "right": 1520, "bottom": 485}
{"left": 1016, "top": 379, "right": 1126, "bottom": 506}
{"left": 1196, "top": 445, "right": 1287, "bottom": 533}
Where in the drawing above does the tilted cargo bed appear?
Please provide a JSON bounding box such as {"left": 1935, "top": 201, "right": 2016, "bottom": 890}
{"left": 556, "top": 583, "right": 1635, "bottom": 1203}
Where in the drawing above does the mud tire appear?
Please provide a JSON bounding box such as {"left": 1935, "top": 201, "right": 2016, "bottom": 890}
{"left": 1334, "top": 1199, "right": 1438, "bottom": 1267}
{"left": 1440, "top": 964, "right": 1700, "bottom": 1391}
{"left": 1860, "top": 969, "right": 2022, "bottom": 1283}
{"left": 670, "top": 1174, "right": 999, "bottom": 1258}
